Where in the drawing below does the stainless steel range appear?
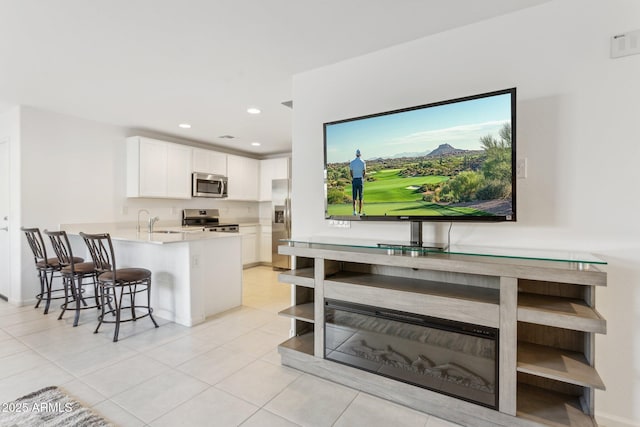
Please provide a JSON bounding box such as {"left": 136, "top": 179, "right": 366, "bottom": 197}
{"left": 182, "top": 209, "right": 239, "bottom": 232}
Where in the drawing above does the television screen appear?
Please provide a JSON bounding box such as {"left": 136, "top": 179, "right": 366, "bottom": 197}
{"left": 324, "top": 88, "right": 516, "bottom": 222}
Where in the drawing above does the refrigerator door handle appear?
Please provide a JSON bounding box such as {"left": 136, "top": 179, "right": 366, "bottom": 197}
{"left": 284, "top": 197, "right": 291, "bottom": 235}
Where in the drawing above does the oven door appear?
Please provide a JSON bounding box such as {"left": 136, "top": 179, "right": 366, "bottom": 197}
{"left": 192, "top": 173, "right": 228, "bottom": 198}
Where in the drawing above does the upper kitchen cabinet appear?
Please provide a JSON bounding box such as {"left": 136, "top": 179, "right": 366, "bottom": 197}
{"left": 259, "top": 157, "right": 290, "bottom": 201}
{"left": 192, "top": 148, "right": 227, "bottom": 176}
{"left": 126, "top": 136, "right": 192, "bottom": 199}
{"left": 227, "top": 154, "right": 259, "bottom": 200}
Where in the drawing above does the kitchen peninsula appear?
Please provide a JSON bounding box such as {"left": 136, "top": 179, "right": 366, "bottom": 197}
{"left": 63, "top": 223, "right": 242, "bottom": 327}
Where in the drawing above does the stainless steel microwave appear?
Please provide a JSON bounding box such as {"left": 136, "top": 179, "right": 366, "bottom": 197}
{"left": 192, "top": 172, "right": 228, "bottom": 198}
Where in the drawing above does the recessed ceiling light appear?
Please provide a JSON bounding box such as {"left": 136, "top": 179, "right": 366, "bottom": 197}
{"left": 178, "top": 123, "right": 191, "bottom": 129}
{"left": 247, "top": 107, "right": 261, "bottom": 115}
{"left": 251, "top": 142, "right": 261, "bottom": 146}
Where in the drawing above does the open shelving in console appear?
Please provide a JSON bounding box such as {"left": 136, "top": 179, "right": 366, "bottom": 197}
{"left": 275, "top": 238, "right": 607, "bottom": 427}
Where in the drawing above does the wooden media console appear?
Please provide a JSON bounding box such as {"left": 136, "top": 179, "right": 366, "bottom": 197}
{"left": 276, "top": 239, "right": 606, "bottom": 427}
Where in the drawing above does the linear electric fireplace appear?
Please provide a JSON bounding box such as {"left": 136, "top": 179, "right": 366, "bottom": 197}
{"left": 325, "top": 300, "right": 498, "bottom": 408}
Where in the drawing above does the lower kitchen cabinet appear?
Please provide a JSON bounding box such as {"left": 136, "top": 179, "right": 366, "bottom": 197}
{"left": 259, "top": 224, "right": 271, "bottom": 264}
{"left": 240, "top": 225, "right": 259, "bottom": 267}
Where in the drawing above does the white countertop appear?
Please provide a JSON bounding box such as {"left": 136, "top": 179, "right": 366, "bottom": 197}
{"left": 61, "top": 223, "right": 240, "bottom": 245}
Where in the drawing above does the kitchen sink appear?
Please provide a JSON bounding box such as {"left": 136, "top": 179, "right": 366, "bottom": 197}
{"left": 152, "top": 230, "right": 183, "bottom": 234}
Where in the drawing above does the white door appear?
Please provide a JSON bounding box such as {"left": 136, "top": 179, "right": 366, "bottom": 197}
{"left": 0, "top": 139, "right": 10, "bottom": 299}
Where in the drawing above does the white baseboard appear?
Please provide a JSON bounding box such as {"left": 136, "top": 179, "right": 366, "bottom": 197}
{"left": 597, "top": 412, "right": 640, "bottom": 427}
{"left": 8, "top": 297, "right": 37, "bottom": 307}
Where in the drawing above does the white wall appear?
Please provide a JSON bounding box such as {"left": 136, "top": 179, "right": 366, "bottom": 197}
{"left": 291, "top": 0, "right": 640, "bottom": 425}
{"left": 20, "top": 107, "right": 126, "bottom": 226}
{"left": 18, "top": 107, "right": 127, "bottom": 302}
{"left": 14, "top": 106, "right": 263, "bottom": 303}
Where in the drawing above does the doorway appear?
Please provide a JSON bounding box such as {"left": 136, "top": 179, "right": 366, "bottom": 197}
{"left": 0, "top": 138, "right": 10, "bottom": 300}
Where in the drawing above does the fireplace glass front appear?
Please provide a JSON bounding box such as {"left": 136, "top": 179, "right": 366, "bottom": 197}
{"left": 324, "top": 300, "right": 498, "bottom": 408}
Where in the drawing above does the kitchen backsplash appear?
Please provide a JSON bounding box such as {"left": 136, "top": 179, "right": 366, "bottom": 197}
{"left": 115, "top": 197, "right": 261, "bottom": 226}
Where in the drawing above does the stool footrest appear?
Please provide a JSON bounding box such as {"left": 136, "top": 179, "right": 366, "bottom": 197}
{"left": 97, "top": 306, "right": 155, "bottom": 324}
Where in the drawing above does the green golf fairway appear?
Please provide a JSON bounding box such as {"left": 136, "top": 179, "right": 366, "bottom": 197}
{"left": 342, "top": 169, "right": 448, "bottom": 203}
{"left": 327, "top": 201, "right": 490, "bottom": 217}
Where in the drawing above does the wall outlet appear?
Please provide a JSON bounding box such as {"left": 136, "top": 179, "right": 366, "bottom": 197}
{"left": 611, "top": 29, "right": 640, "bottom": 58}
{"left": 516, "top": 158, "right": 528, "bottom": 179}
{"left": 329, "top": 219, "right": 351, "bottom": 228}
{"left": 192, "top": 255, "right": 200, "bottom": 267}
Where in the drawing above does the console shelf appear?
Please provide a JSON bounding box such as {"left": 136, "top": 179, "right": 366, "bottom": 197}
{"left": 278, "top": 268, "right": 315, "bottom": 288}
{"left": 518, "top": 293, "right": 606, "bottom": 333}
{"left": 276, "top": 239, "right": 607, "bottom": 427}
{"left": 517, "top": 383, "right": 596, "bottom": 427}
{"left": 279, "top": 332, "right": 314, "bottom": 356}
{"left": 278, "top": 303, "right": 315, "bottom": 323}
{"left": 517, "top": 342, "right": 605, "bottom": 389}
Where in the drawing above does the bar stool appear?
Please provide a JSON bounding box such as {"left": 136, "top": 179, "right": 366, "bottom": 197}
{"left": 79, "top": 232, "right": 159, "bottom": 342}
{"left": 21, "top": 227, "right": 83, "bottom": 314}
{"left": 44, "top": 230, "right": 99, "bottom": 327}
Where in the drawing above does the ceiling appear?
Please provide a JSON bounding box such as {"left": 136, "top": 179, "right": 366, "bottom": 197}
{"left": 0, "top": 0, "right": 550, "bottom": 156}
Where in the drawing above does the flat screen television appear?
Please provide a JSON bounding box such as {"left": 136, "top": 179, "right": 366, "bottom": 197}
{"left": 324, "top": 88, "right": 516, "bottom": 223}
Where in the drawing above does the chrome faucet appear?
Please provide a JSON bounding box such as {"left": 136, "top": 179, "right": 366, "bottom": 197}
{"left": 137, "top": 209, "right": 150, "bottom": 232}
{"left": 148, "top": 216, "right": 159, "bottom": 233}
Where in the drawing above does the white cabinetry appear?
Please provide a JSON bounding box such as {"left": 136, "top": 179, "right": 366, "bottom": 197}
{"left": 136, "top": 138, "right": 166, "bottom": 198}
{"left": 259, "top": 157, "right": 289, "bottom": 201}
{"left": 192, "top": 148, "right": 227, "bottom": 176}
{"left": 259, "top": 224, "right": 272, "bottom": 263}
{"left": 240, "top": 225, "right": 259, "bottom": 267}
{"left": 166, "top": 144, "right": 193, "bottom": 198}
{"left": 126, "top": 136, "right": 192, "bottom": 199}
{"left": 227, "top": 154, "right": 259, "bottom": 200}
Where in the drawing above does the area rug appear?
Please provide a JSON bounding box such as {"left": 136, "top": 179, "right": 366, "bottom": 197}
{"left": 0, "top": 386, "right": 113, "bottom": 427}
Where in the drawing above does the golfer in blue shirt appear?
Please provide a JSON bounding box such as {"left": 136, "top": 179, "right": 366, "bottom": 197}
{"left": 349, "top": 149, "right": 366, "bottom": 215}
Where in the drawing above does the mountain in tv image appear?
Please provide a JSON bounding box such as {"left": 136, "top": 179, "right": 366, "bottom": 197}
{"left": 326, "top": 123, "right": 513, "bottom": 218}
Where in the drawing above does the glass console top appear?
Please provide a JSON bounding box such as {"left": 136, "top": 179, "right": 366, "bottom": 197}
{"left": 281, "top": 236, "right": 607, "bottom": 266}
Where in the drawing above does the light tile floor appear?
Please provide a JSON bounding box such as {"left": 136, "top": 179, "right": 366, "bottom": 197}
{"left": 0, "top": 266, "right": 463, "bottom": 427}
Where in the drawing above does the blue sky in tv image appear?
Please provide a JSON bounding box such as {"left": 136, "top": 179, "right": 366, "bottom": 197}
{"left": 325, "top": 92, "right": 512, "bottom": 164}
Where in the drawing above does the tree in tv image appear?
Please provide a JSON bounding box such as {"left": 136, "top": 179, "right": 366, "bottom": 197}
{"left": 325, "top": 92, "right": 514, "bottom": 218}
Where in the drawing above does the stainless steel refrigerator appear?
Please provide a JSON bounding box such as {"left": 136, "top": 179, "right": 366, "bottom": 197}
{"left": 272, "top": 178, "right": 291, "bottom": 269}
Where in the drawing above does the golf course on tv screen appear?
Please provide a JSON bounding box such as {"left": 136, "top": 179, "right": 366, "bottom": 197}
{"left": 324, "top": 89, "right": 516, "bottom": 221}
